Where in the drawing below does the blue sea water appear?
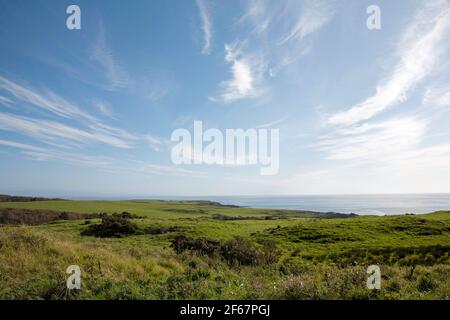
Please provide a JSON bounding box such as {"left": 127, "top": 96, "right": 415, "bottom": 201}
{"left": 141, "top": 194, "right": 450, "bottom": 215}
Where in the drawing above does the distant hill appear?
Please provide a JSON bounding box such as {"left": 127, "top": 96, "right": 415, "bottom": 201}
{"left": 0, "top": 195, "right": 65, "bottom": 202}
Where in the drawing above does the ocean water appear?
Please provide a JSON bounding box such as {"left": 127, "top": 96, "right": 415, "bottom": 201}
{"left": 146, "top": 194, "right": 450, "bottom": 215}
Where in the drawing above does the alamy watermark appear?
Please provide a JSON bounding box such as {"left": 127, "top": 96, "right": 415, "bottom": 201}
{"left": 66, "top": 265, "right": 81, "bottom": 290}
{"left": 66, "top": 4, "right": 380, "bottom": 31}
{"left": 66, "top": 5, "right": 81, "bottom": 30}
{"left": 367, "top": 5, "right": 381, "bottom": 30}
{"left": 366, "top": 265, "right": 381, "bottom": 290}
{"left": 171, "top": 121, "right": 279, "bottom": 175}
{"left": 63, "top": 263, "right": 380, "bottom": 292}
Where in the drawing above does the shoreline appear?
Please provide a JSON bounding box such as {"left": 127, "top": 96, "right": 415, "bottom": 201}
{"left": 2, "top": 194, "right": 450, "bottom": 216}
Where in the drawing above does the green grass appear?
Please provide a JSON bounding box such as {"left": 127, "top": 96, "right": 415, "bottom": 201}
{"left": 0, "top": 200, "right": 449, "bottom": 300}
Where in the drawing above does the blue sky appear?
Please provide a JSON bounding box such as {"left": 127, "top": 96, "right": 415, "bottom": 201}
{"left": 1, "top": 0, "right": 450, "bottom": 197}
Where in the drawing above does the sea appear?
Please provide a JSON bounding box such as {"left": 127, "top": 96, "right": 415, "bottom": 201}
{"left": 136, "top": 194, "right": 450, "bottom": 216}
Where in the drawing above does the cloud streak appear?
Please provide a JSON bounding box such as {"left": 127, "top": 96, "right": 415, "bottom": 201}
{"left": 328, "top": 2, "right": 450, "bottom": 126}
{"left": 90, "top": 23, "right": 130, "bottom": 91}
{"left": 196, "top": 0, "right": 212, "bottom": 55}
{"left": 423, "top": 84, "right": 450, "bottom": 108}
{"left": 315, "top": 2, "right": 450, "bottom": 192}
{"left": 0, "top": 75, "right": 94, "bottom": 121}
{"left": 92, "top": 99, "right": 115, "bottom": 119}
{"left": 0, "top": 74, "right": 166, "bottom": 151}
{"left": 211, "top": 0, "right": 335, "bottom": 103}
{"left": 318, "top": 117, "right": 428, "bottom": 162}
{"left": 0, "top": 138, "right": 203, "bottom": 177}
{"left": 0, "top": 95, "right": 14, "bottom": 106}
{"left": 279, "top": 0, "right": 335, "bottom": 44}
{"left": 0, "top": 111, "right": 133, "bottom": 148}
{"left": 212, "top": 42, "right": 265, "bottom": 103}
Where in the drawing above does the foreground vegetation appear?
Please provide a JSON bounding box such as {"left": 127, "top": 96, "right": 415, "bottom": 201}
{"left": 0, "top": 199, "right": 449, "bottom": 300}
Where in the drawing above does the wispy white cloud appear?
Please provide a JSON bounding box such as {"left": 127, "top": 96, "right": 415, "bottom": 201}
{"left": 237, "top": 0, "right": 273, "bottom": 35}
{"left": 255, "top": 116, "right": 288, "bottom": 129}
{"left": 90, "top": 23, "right": 130, "bottom": 91}
{"left": 217, "top": 0, "right": 334, "bottom": 100}
{"left": 315, "top": 1, "right": 450, "bottom": 189}
{"left": 0, "top": 75, "right": 95, "bottom": 121}
{"left": 285, "top": 111, "right": 450, "bottom": 194}
{"left": 239, "top": 0, "right": 334, "bottom": 43}
{"left": 92, "top": 99, "right": 115, "bottom": 119}
{"left": 328, "top": 2, "right": 450, "bottom": 126}
{"left": 142, "top": 80, "right": 170, "bottom": 102}
{"left": 423, "top": 84, "right": 450, "bottom": 108}
{"left": 279, "top": 0, "right": 335, "bottom": 45}
{"left": 221, "top": 54, "right": 253, "bottom": 100}
{"left": 88, "top": 23, "right": 171, "bottom": 102}
{"left": 0, "top": 74, "right": 166, "bottom": 152}
{"left": 0, "top": 138, "right": 203, "bottom": 177}
{"left": 0, "top": 138, "right": 118, "bottom": 167}
{"left": 211, "top": 42, "right": 265, "bottom": 103}
{"left": 144, "top": 133, "right": 164, "bottom": 152}
{"left": 0, "top": 139, "right": 46, "bottom": 152}
{"left": 196, "top": 0, "right": 212, "bottom": 55}
{"left": 315, "top": 110, "right": 450, "bottom": 193}
{"left": 306, "top": 2, "right": 450, "bottom": 194}
{"left": 0, "top": 111, "right": 133, "bottom": 148}
{"left": 318, "top": 117, "right": 428, "bottom": 161}
{"left": 0, "top": 95, "right": 14, "bottom": 106}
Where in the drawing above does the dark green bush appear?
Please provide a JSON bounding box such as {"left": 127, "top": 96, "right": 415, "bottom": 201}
{"left": 171, "top": 236, "right": 280, "bottom": 266}
{"left": 259, "top": 240, "right": 282, "bottom": 264}
{"left": 417, "top": 274, "right": 436, "bottom": 292}
{"left": 0, "top": 207, "right": 99, "bottom": 225}
{"left": 81, "top": 215, "right": 139, "bottom": 238}
{"left": 220, "top": 236, "right": 260, "bottom": 266}
{"left": 145, "top": 226, "right": 179, "bottom": 235}
{"left": 170, "top": 236, "right": 221, "bottom": 256}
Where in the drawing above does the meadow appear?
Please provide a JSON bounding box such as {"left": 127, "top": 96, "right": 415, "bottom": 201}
{"left": 0, "top": 199, "right": 449, "bottom": 300}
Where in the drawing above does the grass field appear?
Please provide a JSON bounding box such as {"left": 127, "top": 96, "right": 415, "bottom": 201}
{"left": 0, "top": 199, "right": 449, "bottom": 300}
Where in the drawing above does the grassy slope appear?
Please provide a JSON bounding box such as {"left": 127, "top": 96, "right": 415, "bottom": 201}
{"left": 0, "top": 200, "right": 449, "bottom": 300}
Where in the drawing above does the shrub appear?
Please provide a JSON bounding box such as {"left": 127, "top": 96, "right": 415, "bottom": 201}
{"left": 170, "top": 236, "right": 271, "bottom": 266}
{"left": 417, "top": 275, "right": 436, "bottom": 292}
{"left": 192, "top": 238, "right": 221, "bottom": 257}
{"left": 259, "top": 240, "right": 281, "bottom": 264}
{"left": 81, "top": 215, "right": 139, "bottom": 238}
{"left": 386, "top": 280, "right": 401, "bottom": 292}
{"left": 170, "top": 235, "right": 190, "bottom": 253}
{"left": 282, "top": 275, "right": 321, "bottom": 300}
{"left": 170, "top": 236, "right": 221, "bottom": 256}
{"left": 0, "top": 208, "right": 98, "bottom": 225}
{"left": 112, "top": 212, "right": 145, "bottom": 219}
{"left": 279, "top": 259, "right": 306, "bottom": 276}
{"left": 220, "top": 236, "right": 260, "bottom": 266}
{"left": 145, "top": 226, "right": 179, "bottom": 235}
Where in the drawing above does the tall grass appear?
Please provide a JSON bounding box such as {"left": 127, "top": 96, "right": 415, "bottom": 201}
{"left": 0, "top": 201, "right": 448, "bottom": 300}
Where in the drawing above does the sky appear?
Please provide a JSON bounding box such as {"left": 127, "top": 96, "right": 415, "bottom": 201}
{"left": 1, "top": 0, "right": 450, "bottom": 197}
